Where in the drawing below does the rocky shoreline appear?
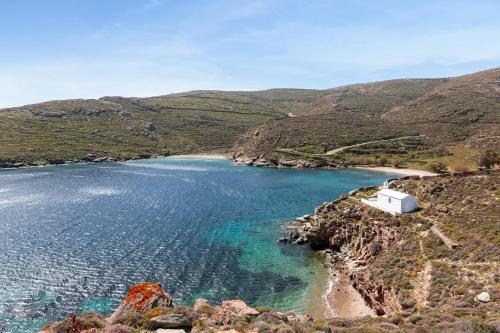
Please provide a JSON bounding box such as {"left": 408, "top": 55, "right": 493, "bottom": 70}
{"left": 40, "top": 282, "right": 320, "bottom": 333}
{"left": 230, "top": 153, "right": 337, "bottom": 169}
{"left": 0, "top": 152, "right": 175, "bottom": 169}
{"left": 279, "top": 169, "right": 498, "bottom": 322}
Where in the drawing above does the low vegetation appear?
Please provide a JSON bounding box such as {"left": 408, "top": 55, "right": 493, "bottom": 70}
{"left": 297, "top": 170, "right": 499, "bottom": 332}
{"left": 1, "top": 68, "right": 498, "bottom": 170}
{"left": 232, "top": 68, "right": 499, "bottom": 170}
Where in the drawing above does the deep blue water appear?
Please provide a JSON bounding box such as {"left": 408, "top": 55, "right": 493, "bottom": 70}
{"left": 0, "top": 158, "right": 396, "bottom": 332}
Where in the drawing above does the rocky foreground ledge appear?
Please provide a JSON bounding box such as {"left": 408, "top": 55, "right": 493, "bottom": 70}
{"left": 40, "top": 282, "right": 319, "bottom": 333}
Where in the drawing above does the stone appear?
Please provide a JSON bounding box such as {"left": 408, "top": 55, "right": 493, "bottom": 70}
{"left": 294, "top": 237, "right": 306, "bottom": 245}
{"left": 155, "top": 329, "right": 186, "bottom": 333}
{"left": 118, "top": 111, "right": 131, "bottom": 118}
{"left": 193, "top": 298, "right": 210, "bottom": 312}
{"left": 277, "top": 237, "right": 288, "bottom": 243}
{"left": 109, "top": 282, "right": 173, "bottom": 323}
{"left": 289, "top": 231, "right": 300, "bottom": 240}
{"left": 437, "top": 205, "right": 449, "bottom": 213}
{"left": 148, "top": 314, "right": 191, "bottom": 330}
{"left": 220, "top": 300, "right": 259, "bottom": 316}
{"left": 476, "top": 292, "right": 490, "bottom": 303}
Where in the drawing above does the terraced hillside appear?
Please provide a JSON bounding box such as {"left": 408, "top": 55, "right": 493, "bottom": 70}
{"left": 0, "top": 68, "right": 498, "bottom": 168}
{"left": 383, "top": 68, "right": 500, "bottom": 145}
{"left": 0, "top": 91, "right": 308, "bottom": 165}
{"left": 232, "top": 68, "right": 500, "bottom": 170}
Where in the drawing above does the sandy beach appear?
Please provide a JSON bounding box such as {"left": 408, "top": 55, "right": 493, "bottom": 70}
{"left": 167, "top": 154, "right": 228, "bottom": 160}
{"left": 354, "top": 166, "right": 438, "bottom": 177}
{"left": 324, "top": 270, "right": 374, "bottom": 319}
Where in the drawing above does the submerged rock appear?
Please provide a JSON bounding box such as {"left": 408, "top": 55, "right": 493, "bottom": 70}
{"left": 294, "top": 237, "right": 307, "bottom": 245}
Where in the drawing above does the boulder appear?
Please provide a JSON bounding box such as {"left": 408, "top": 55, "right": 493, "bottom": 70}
{"left": 148, "top": 314, "right": 191, "bottom": 330}
{"left": 193, "top": 298, "right": 210, "bottom": 312}
{"left": 476, "top": 292, "right": 490, "bottom": 303}
{"left": 118, "top": 111, "right": 132, "bottom": 118}
{"left": 289, "top": 231, "right": 300, "bottom": 240}
{"left": 294, "top": 237, "right": 307, "bottom": 245}
{"left": 109, "top": 282, "right": 173, "bottom": 323}
{"left": 220, "top": 300, "right": 259, "bottom": 316}
{"left": 155, "top": 330, "right": 186, "bottom": 333}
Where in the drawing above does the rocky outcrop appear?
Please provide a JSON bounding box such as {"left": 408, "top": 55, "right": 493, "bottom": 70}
{"left": 231, "top": 155, "right": 337, "bottom": 169}
{"left": 148, "top": 314, "right": 191, "bottom": 330}
{"left": 0, "top": 152, "right": 173, "bottom": 169}
{"left": 220, "top": 300, "right": 259, "bottom": 316}
{"left": 289, "top": 170, "right": 499, "bottom": 321}
{"left": 108, "top": 282, "right": 173, "bottom": 323}
{"left": 291, "top": 196, "right": 414, "bottom": 316}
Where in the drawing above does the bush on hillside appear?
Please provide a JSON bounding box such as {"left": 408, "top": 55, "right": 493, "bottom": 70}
{"left": 429, "top": 161, "right": 448, "bottom": 173}
{"left": 478, "top": 149, "right": 498, "bottom": 169}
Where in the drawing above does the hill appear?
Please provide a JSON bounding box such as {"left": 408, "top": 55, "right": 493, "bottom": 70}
{"left": 382, "top": 68, "right": 500, "bottom": 145}
{"left": 0, "top": 91, "right": 301, "bottom": 166}
{"left": 231, "top": 68, "right": 499, "bottom": 171}
{"left": 0, "top": 68, "right": 498, "bottom": 170}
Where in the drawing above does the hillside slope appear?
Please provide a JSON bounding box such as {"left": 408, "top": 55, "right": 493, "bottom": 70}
{"left": 0, "top": 91, "right": 308, "bottom": 165}
{"left": 382, "top": 68, "right": 500, "bottom": 145}
{"left": 1, "top": 68, "right": 498, "bottom": 168}
{"left": 231, "top": 68, "right": 499, "bottom": 170}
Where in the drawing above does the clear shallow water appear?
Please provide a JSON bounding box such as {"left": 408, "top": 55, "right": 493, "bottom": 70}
{"left": 0, "top": 159, "right": 397, "bottom": 332}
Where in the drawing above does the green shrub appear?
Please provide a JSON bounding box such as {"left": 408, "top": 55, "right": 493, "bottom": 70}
{"left": 429, "top": 161, "right": 448, "bottom": 173}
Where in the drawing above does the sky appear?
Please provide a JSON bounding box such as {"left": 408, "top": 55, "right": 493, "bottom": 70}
{"left": 1, "top": 0, "right": 499, "bottom": 108}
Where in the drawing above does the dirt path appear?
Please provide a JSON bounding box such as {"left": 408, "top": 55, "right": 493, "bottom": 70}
{"left": 324, "top": 135, "right": 422, "bottom": 155}
{"left": 413, "top": 262, "right": 432, "bottom": 308}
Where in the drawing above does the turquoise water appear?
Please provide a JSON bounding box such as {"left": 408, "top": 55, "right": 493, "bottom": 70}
{"left": 0, "top": 158, "right": 397, "bottom": 332}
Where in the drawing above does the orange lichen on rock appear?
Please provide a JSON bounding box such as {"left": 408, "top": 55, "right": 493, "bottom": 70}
{"left": 124, "top": 282, "right": 167, "bottom": 311}
{"left": 108, "top": 282, "right": 173, "bottom": 324}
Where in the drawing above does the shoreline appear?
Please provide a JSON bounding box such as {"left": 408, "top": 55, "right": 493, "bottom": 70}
{"left": 353, "top": 166, "right": 438, "bottom": 177}
{"left": 324, "top": 270, "right": 374, "bottom": 319}
{"left": 166, "top": 154, "right": 228, "bottom": 160}
{"left": 0, "top": 154, "right": 229, "bottom": 171}
{"left": 0, "top": 154, "right": 439, "bottom": 178}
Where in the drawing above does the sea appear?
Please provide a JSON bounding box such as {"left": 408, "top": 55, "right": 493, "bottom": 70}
{"left": 0, "top": 158, "right": 397, "bottom": 332}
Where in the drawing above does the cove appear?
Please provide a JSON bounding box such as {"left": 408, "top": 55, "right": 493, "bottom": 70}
{"left": 0, "top": 158, "right": 398, "bottom": 333}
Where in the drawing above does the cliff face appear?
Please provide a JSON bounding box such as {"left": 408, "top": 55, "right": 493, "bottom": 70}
{"left": 297, "top": 170, "right": 499, "bottom": 326}
{"left": 303, "top": 195, "right": 419, "bottom": 316}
